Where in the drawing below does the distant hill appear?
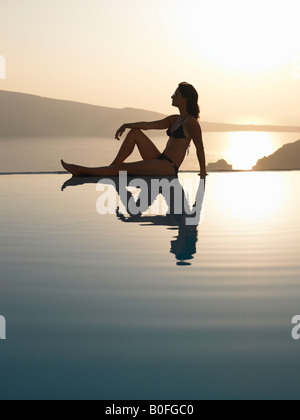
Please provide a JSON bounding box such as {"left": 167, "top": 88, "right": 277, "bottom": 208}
{"left": 0, "top": 91, "right": 166, "bottom": 137}
{"left": 1, "top": 90, "right": 300, "bottom": 137}
{"left": 207, "top": 159, "right": 233, "bottom": 171}
{"left": 201, "top": 122, "right": 300, "bottom": 133}
{"left": 253, "top": 140, "right": 300, "bottom": 170}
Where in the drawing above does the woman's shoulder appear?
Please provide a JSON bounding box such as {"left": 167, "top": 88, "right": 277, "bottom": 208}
{"left": 184, "top": 116, "right": 202, "bottom": 138}
{"left": 185, "top": 115, "right": 200, "bottom": 127}
{"left": 168, "top": 114, "right": 180, "bottom": 122}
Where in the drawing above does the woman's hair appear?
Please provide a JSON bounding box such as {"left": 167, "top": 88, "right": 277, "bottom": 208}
{"left": 178, "top": 82, "right": 200, "bottom": 120}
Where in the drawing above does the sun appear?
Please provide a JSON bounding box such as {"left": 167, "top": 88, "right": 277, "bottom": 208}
{"left": 193, "top": 0, "right": 300, "bottom": 73}
{"left": 225, "top": 132, "right": 275, "bottom": 170}
{"left": 162, "top": 0, "right": 300, "bottom": 74}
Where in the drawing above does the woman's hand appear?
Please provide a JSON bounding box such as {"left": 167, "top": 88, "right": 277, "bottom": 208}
{"left": 199, "top": 171, "right": 208, "bottom": 178}
{"left": 115, "top": 125, "right": 127, "bottom": 141}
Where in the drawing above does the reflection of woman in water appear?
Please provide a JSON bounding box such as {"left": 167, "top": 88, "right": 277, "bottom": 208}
{"left": 61, "top": 174, "right": 205, "bottom": 266}
{"left": 61, "top": 82, "right": 207, "bottom": 178}
{"left": 114, "top": 176, "right": 205, "bottom": 266}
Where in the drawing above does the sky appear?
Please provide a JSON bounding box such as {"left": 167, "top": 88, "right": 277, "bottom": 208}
{"left": 1, "top": 0, "right": 300, "bottom": 125}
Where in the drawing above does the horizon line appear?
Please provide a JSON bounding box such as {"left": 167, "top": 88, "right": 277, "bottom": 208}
{"left": 1, "top": 169, "right": 300, "bottom": 176}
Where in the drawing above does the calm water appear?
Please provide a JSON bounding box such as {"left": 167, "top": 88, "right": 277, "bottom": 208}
{"left": 0, "top": 131, "right": 300, "bottom": 173}
{"left": 0, "top": 171, "right": 300, "bottom": 400}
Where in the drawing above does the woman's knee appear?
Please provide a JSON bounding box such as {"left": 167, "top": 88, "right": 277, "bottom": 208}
{"left": 127, "top": 129, "right": 144, "bottom": 145}
{"left": 128, "top": 128, "right": 142, "bottom": 137}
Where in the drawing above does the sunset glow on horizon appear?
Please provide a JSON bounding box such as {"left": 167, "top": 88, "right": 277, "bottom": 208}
{"left": 1, "top": 0, "right": 300, "bottom": 128}
{"left": 225, "top": 132, "right": 276, "bottom": 170}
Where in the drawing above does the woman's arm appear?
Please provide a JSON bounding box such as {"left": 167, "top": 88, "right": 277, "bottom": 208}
{"left": 187, "top": 118, "right": 208, "bottom": 177}
{"left": 115, "top": 115, "right": 177, "bottom": 140}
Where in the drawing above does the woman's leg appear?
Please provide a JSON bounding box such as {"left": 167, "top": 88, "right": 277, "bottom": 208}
{"left": 61, "top": 159, "right": 177, "bottom": 177}
{"left": 110, "top": 129, "right": 161, "bottom": 166}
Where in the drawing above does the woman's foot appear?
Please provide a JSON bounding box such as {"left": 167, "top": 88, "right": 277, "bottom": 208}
{"left": 61, "top": 160, "right": 82, "bottom": 177}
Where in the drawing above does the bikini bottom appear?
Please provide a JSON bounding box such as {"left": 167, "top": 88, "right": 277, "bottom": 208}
{"left": 157, "top": 153, "right": 179, "bottom": 176}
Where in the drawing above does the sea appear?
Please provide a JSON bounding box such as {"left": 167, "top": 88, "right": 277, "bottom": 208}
{"left": 0, "top": 131, "right": 300, "bottom": 173}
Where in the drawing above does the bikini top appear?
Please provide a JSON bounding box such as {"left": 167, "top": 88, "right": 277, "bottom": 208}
{"left": 167, "top": 117, "right": 191, "bottom": 156}
{"left": 167, "top": 118, "right": 189, "bottom": 140}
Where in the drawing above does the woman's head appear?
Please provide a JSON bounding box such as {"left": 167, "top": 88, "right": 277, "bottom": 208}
{"left": 172, "top": 82, "right": 200, "bottom": 120}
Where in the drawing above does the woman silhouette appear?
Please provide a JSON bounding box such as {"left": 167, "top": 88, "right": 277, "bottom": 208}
{"left": 61, "top": 82, "right": 207, "bottom": 178}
